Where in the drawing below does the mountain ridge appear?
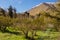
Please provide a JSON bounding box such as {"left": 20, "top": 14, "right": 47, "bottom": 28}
{"left": 28, "top": 2, "right": 60, "bottom": 16}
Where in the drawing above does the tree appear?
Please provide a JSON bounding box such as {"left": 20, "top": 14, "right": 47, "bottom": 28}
{"left": 0, "top": 16, "right": 16, "bottom": 32}
{"left": 53, "top": 20, "right": 60, "bottom": 31}
{"left": 17, "top": 18, "right": 31, "bottom": 38}
{"left": 15, "top": 18, "right": 37, "bottom": 40}
{"left": 0, "top": 8, "right": 6, "bottom": 16}
{"left": 24, "top": 11, "right": 29, "bottom": 17}
{"left": 13, "top": 8, "right": 17, "bottom": 18}
{"left": 10, "top": 18, "right": 29, "bottom": 39}
{"left": 8, "top": 6, "right": 13, "bottom": 18}
{"left": 43, "top": 12, "right": 60, "bottom": 31}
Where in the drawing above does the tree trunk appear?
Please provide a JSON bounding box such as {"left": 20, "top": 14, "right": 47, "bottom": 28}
{"left": 25, "top": 32, "right": 29, "bottom": 38}
{"left": 1, "top": 26, "right": 6, "bottom": 32}
{"left": 31, "top": 31, "right": 35, "bottom": 40}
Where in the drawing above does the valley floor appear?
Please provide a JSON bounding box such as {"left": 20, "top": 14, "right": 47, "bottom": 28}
{"left": 0, "top": 31, "right": 60, "bottom": 40}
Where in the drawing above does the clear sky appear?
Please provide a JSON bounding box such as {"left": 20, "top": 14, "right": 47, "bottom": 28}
{"left": 0, "top": 0, "right": 57, "bottom": 12}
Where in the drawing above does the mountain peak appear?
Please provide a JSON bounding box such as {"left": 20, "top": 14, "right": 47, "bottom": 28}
{"left": 32, "top": 2, "right": 55, "bottom": 9}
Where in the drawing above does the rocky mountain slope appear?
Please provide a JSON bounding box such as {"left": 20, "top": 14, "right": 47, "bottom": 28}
{"left": 28, "top": 2, "right": 60, "bottom": 16}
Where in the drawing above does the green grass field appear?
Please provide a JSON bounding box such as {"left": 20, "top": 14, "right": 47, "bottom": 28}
{"left": 0, "top": 31, "right": 60, "bottom": 40}
{"left": 0, "top": 32, "right": 26, "bottom": 40}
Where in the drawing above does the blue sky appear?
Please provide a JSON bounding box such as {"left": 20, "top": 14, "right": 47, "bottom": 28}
{"left": 0, "top": 0, "right": 57, "bottom": 12}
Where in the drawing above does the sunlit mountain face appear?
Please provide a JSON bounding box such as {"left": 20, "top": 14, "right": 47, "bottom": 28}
{"left": 28, "top": 2, "right": 60, "bottom": 16}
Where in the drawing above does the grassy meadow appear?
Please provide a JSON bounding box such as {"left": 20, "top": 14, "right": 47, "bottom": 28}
{"left": 0, "top": 31, "right": 60, "bottom": 40}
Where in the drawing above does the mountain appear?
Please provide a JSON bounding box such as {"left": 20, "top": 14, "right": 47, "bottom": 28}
{"left": 54, "top": 2, "right": 60, "bottom": 12}
{"left": 28, "top": 2, "right": 60, "bottom": 16}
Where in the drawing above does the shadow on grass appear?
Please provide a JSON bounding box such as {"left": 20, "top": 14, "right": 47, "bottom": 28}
{"left": 0, "top": 30, "right": 22, "bottom": 35}
{"left": 25, "top": 37, "right": 35, "bottom": 40}
{"left": 36, "top": 36, "right": 56, "bottom": 40}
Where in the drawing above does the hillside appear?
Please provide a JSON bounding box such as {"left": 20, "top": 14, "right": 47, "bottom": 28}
{"left": 28, "top": 2, "right": 60, "bottom": 16}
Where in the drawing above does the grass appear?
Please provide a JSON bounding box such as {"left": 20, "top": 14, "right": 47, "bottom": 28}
{"left": 36, "top": 31, "right": 60, "bottom": 40}
{"left": 0, "top": 31, "right": 60, "bottom": 40}
{"left": 0, "top": 32, "right": 27, "bottom": 40}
